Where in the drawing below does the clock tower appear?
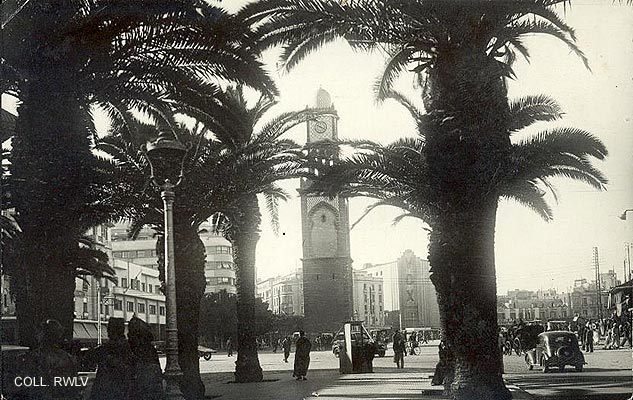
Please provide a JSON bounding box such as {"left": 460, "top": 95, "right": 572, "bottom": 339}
{"left": 299, "top": 88, "right": 353, "bottom": 333}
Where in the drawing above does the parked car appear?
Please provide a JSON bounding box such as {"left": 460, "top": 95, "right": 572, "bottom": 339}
{"left": 525, "top": 331, "right": 585, "bottom": 373}
{"left": 198, "top": 345, "right": 217, "bottom": 360}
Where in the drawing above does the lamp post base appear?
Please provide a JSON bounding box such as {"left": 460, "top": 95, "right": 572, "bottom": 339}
{"left": 164, "top": 370, "right": 185, "bottom": 400}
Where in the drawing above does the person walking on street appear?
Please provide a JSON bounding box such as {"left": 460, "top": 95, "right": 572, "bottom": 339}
{"left": 282, "top": 336, "right": 292, "bottom": 363}
{"left": 584, "top": 324, "right": 594, "bottom": 353}
{"left": 293, "top": 331, "right": 312, "bottom": 380}
{"left": 392, "top": 331, "right": 405, "bottom": 369}
{"left": 88, "top": 318, "right": 133, "bottom": 400}
{"left": 226, "top": 337, "right": 234, "bottom": 357}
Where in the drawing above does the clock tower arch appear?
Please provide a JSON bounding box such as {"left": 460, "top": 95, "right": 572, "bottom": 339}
{"left": 299, "top": 88, "right": 353, "bottom": 333}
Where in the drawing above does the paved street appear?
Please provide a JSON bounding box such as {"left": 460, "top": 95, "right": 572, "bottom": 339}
{"left": 154, "top": 343, "right": 633, "bottom": 399}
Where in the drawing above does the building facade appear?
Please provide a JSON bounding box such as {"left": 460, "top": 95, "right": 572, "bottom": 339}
{"left": 569, "top": 278, "right": 611, "bottom": 319}
{"left": 256, "top": 269, "right": 304, "bottom": 316}
{"left": 362, "top": 250, "right": 440, "bottom": 329}
{"left": 110, "top": 221, "right": 236, "bottom": 295}
{"left": 352, "top": 270, "right": 384, "bottom": 328}
{"left": 497, "top": 289, "right": 572, "bottom": 324}
{"left": 300, "top": 88, "right": 353, "bottom": 333}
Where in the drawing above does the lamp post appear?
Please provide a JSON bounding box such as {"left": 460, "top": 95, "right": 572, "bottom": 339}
{"left": 145, "top": 131, "right": 187, "bottom": 399}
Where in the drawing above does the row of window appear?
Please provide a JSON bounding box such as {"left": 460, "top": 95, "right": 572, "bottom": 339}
{"left": 114, "top": 245, "right": 232, "bottom": 260}
{"left": 206, "top": 261, "right": 234, "bottom": 270}
{"left": 207, "top": 277, "right": 236, "bottom": 285}
{"left": 113, "top": 250, "right": 158, "bottom": 259}
{"left": 113, "top": 299, "right": 165, "bottom": 316}
{"left": 119, "top": 278, "right": 160, "bottom": 294}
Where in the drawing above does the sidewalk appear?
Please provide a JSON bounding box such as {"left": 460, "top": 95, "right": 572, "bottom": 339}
{"left": 199, "top": 367, "right": 534, "bottom": 400}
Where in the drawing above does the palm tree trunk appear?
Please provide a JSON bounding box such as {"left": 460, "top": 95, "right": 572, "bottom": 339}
{"left": 423, "top": 48, "right": 511, "bottom": 400}
{"left": 231, "top": 195, "right": 263, "bottom": 383}
{"left": 11, "top": 72, "right": 93, "bottom": 347}
{"left": 174, "top": 222, "right": 207, "bottom": 400}
{"left": 157, "top": 222, "right": 208, "bottom": 400}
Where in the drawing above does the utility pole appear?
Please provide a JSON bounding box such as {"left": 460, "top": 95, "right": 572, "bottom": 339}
{"left": 626, "top": 243, "right": 631, "bottom": 282}
{"left": 593, "top": 247, "right": 602, "bottom": 319}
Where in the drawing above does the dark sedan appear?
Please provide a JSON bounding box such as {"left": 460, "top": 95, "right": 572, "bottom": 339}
{"left": 525, "top": 331, "right": 586, "bottom": 373}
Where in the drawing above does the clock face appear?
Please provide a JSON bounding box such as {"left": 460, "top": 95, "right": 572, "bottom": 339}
{"left": 314, "top": 121, "right": 328, "bottom": 134}
{"left": 310, "top": 117, "right": 333, "bottom": 142}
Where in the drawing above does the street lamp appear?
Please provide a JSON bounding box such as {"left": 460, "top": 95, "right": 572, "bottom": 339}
{"left": 145, "top": 131, "right": 187, "bottom": 399}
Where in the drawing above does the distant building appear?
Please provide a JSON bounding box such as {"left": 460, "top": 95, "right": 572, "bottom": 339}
{"left": 256, "top": 269, "right": 304, "bottom": 316}
{"left": 352, "top": 270, "right": 384, "bottom": 328}
{"left": 497, "top": 288, "right": 571, "bottom": 324}
{"left": 362, "top": 250, "right": 440, "bottom": 329}
{"left": 110, "top": 221, "right": 236, "bottom": 295}
{"left": 569, "top": 278, "right": 611, "bottom": 319}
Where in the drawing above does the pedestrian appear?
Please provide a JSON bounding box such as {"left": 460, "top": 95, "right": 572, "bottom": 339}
{"left": 293, "top": 331, "right": 312, "bottom": 380}
{"left": 409, "top": 331, "right": 417, "bottom": 355}
{"left": 392, "top": 331, "right": 405, "bottom": 369}
{"left": 88, "top": 318, "right": 133, "bottom": 400}
{"left": 282, "top": 336, "right": 292, "bottom": 362}
{"left": 584, "top": 324, "right": 594, "bottom": 353}
{"left": 431, "top": 340, "right": 450, "bottom": 386}
{"left": 226, "top": 337, "right": 234, "bottom": 357}
{"left": 128, "top": 316, "right": 166, "bottom": 400}
{"left": 272, "top": 337, "right": 278, "bottom": 353}
{"left": 18, "top": 319, "right": 81, "bottom": 400}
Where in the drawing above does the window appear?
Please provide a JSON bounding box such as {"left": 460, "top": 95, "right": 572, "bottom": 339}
{"left": 127, "top": 301, "right": 134, "bottom": 312}
{"left": 105, "top": 305, "right": 109, "bottom": 316}
{"left": 114, "top": 299, "right": 123, "bottom": 311}
{"left": 112, "top": 251, "right": 122, "bottom": 258}
{"left": 141, "top": 283, "right": 146, "bottom": 292}
{"left": 122, "top": 278, "right": 128, "bottom": 288}
{"left": 582, "top": 298, "right": 588, "bottom": 306}
{"left": 83, "top": 303, "right": 88, "bottom": 313}
{"left": 121, "top": 251, "right": 130, "bottom": 258}
{"left": 149, "top": 305, "right": 156, "bottom": 315}
{"left": 148, "top": 285, "right": 153, "bottom": 294}
{"left": 138, "top": 303, "right": 146, "bottom": 314}
{"left": 82, "top": 281, "right": 89, "bottom": 291}
{"left": 156, "top": 285, "right": 162, "bottom": 293}
{"left": 215, "top": 246, "right": 232, "bottom": 254}
{"left": 137, "top": 250, "right": 147, "bottom": 258}
{"left": 159, "top": 306, "right": 165, "bottom": 316}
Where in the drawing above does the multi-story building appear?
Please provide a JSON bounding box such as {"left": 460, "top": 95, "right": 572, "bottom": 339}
{"left": 110, "top": 221, "right": 236, "bottom": 295}
{"left": 201, "top": 227, "right": 236, "bottom": 295}
{"left": 362, "top": 250, "right": 440, "bottom": 330}
{"left": 257, "top": 269, "right": 304, "bottom": 316}
{"left": 569, "top": 278, "right": 611, "bottom": 319}
{"left": 352, "top": 270, "right": 384, "bottom": 328}
{"left": 497, "top": 289, "right": 572, "bottom": 324}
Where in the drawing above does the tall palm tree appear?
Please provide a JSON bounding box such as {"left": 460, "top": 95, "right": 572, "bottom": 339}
{"left": 1, "top": 0, "right": 275, "bottom": 348}
{"left": 97, "top": 91, "right": 322, "bottom": 390}
{"left": 240, "top": 1, "right": 601, "bottom": 397}
{"left": 171, "top": 86, "right": 327, "bottom": 383}
{"left": 309, "top": 92, "right": 607, "bottom": 397}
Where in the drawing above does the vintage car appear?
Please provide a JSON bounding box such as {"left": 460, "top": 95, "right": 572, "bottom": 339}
{"left": 525, "top": 331, "right": 586, "bottom": 372}
{"left": 198, "top": 345, "right": 217, "bottom": 360}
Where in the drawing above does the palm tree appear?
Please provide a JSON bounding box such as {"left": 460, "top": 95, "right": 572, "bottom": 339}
{"left": 239, "top": 1, "right": 603, "bottom": 397}
{"left": 97, "top": 90, "right": 322, "bottom": 390}
{"left": 309, "top": 92, "right": 607, "bottom": 397}
{"left": 2, "top": 0, "right": 275, "bottom": 348}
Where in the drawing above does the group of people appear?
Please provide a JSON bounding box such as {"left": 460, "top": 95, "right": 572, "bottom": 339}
{"left": 576, "top": 317, "right": 632, "bottom": 352}
{"left": 88, "top": 316, "right": 165, "bottom": 400}
{"left": 14, "top": 316, "right": 164, "bottom": 400}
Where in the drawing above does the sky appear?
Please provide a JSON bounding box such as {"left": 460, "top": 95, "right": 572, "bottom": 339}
{"left": 217, "top": 0, "right": 633, "bottom": 294}
{"left": 2, "top": 1, "right": 632, "bottom": 295}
